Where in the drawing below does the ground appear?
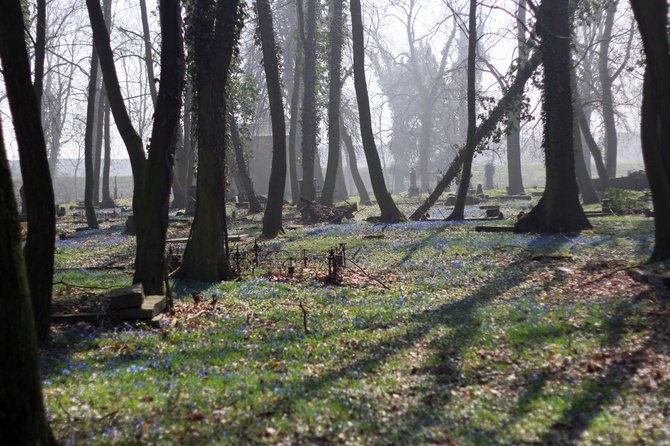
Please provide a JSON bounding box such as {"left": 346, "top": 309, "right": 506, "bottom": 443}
{"left": 42, "top": 194, "right": 670, "bottom": 445}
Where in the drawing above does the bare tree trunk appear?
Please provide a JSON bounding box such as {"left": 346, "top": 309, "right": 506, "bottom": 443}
{"left": 507, "top": 0, "right": 527, "bottom": 195}
{"left": 321, "top": 0, "right": 344, "bottom": 207}
{"left": 341, "top": 121, "right": 370, "bottom": 204}
{"left": 630, "top": 0, "right": 670, "bottom": 262}
{"left": 134, "top": 0, "right": 184, "bottom": 295}
{"left": 0, "top": 116, "right": 56, "bottom": 446}
{"left": 86, "top": 0, "right": 146, "bottom": 227}
{"left": 140, "top": 0, "right": 158, "bottom": 105}
{"left": 447, "top": 0, "right": 477, "bottom": 222}
{"left": 84, "top": 42, "right": 100, "bottom": 229}
{"left": 101, "top": 93, "right": 115, "bottom": 208}
{"left": 230, "top": 114, "right": 262, "bottom": 212}
{"left": 257, "top": 0, "right": 287, "bottom": 238}
{"left": 300, "top": 0, "right": 319, "bottom": 201}
{"left": 287, "top": 11, "right": 302, "bottom": 206}
{"left": 350, "top": 0, "right": 405, "bottom": 222}
{"left": 0, "top": 0, "right": 56, "bottom": 347}
{"left": 599, "top": 1, "right": 619, "bottom": 178}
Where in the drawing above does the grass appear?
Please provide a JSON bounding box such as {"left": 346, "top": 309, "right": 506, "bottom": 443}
{"left": 42, "top": 199, "right": 670, "bottom": 445}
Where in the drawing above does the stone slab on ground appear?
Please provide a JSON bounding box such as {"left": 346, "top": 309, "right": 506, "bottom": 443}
{"left": 630, "top": 268, "right": 670, "bottom": 290}
{"left": 118, "top": 295, "right": 167, "bottom": 320}
{"left": 109, "top": 283, "right": 145, "bottom": 309}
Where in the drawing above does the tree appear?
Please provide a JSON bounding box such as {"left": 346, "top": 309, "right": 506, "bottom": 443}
{"left": 84, "top": 40, "right": 101, "bottom": 229}
{"left": 229, "top": 113, "right": 262, "bottom": 212}
{"left": 300, "top": 0, "right": 319, "bottom": 201}
{"left": 0, "top": 116, "right": 57, "bottom": 446}
{"left": 0, "top": 0, "right": 57, "bottom": 347}
{"left": 257, "top": 0, "right": 287, "bottom": 238}
{"left": 173, "top": 0, "right": 243, "bottom": 281}
{"left": 409, "top": 50, "right": 543, "bottom": 221}
{"left": 86, "top": 0, "right": 146, "bottom": 229}
{"left": 629, "top": 0, "right": 670, "bottom": 262}
{"left": 321, "top": 0, "right": 344, "bottom": 207}
{"left": 446, "top": 0, "right": 477, "bottom": 222}
{"left": 514, "top": 0, "right": 591, "bottom": 234}
{"left": 350, "top": 0, "right": 405, "bottom": 222}
{"left": 133, "top": 0, "right": 184, "bottom": 295}
{"left": 341, "top": 119, "right": 371, "bottom": 204}
{"left": 506, "top": 0, "right": 527, "bottom": 195}
{"left": 286, "top": 3, "right": 303, "bottom": 205}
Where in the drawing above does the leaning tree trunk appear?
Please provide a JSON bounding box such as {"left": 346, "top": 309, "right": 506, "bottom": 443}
{"left": 0, "top": 117, "right": 56, "bottom": 446}
{"left": 350, "top": 0, "right": 405, "bottom": 223}
{"left": 0, "top": 0, "right": 56, "bottom": 347}
{"left": 258, "top": 0, "right": 287, "bottom": 238}
{"left": 515, "top": 0, "right": 591, "bottom": 234}
{"left": 411, "top": 50, "right": 542, "bottom": 221}
{"left": 630, "top": 0, "right": 670, "bottom": 262}
{"left": 134, "top": 0, "right": 183, "bottom": 295}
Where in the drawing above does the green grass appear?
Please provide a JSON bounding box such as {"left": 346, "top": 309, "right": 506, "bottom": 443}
{"left": 43, "top": 209, "right": 670, "bottom": 445}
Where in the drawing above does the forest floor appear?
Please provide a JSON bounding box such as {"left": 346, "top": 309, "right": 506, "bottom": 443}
{"left": 42, "top": 194, "right": 670, "bottom": 445}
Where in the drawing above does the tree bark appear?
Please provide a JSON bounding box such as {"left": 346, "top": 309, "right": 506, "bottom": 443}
{"left": 257, "top": 0, "right": 287, "bottom": 238}
{"left": 86, "top": 0, "right": 146, "bottom": 227}
{"left": 0, "top": 116, "right": 56, "bottom": 446}
{"left": 507, "top": 0, "right": 527, "bottom": 195}
{"left": 410, "top": 49, "right": 542, "bottom": 221}
{"left": 630, "top": 0, "right": 670, "bottom": 262}
{"left": 341, "top": 121, "right": 371, "bottom": 204}
{"left": 229, "top": 115, "right": 262, "bottom": 212}
{"left": 350, "top": 0, "right": 405, "bottom": 222}
{"left": 599, "top": 1, "right": 619, "bottom": 178}
{"left": 0, "top": 0, "right": 56, "bottom": 347}
{"left": 134, "top": 0, "right": 184, "bottom": 295}
{"left": 287, "top": 26, "right": 302, "bottom": 205}
{"left": 173, "top": 0, "right": 242, "bottom": 281}
{"left": 84, "top": 42, "right": 100, "bottom": 229}
{"left": 446, "top": 0, "right": 477, "bottom": 222}
{"left": 515, "top": 0, "right": 591, "bottom": 234}
{"left": 321, "top": 0, "right": 344, "bottom": 207}
{"left": 300, "top": 0, "right": 319, "bottom": 201}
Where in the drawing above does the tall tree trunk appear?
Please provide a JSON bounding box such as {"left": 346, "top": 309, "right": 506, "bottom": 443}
{"left": 599, "top": 1, "right": 619, "bottom": 178}
{"left": 230, "top": 114, "right": 262, "bottom": 212}
{"left": 0, "top": 117, "right": 56, "bottom": 446}
{"left": 507, "top": 0, "right": 526, "bottom": 195}
{"left": 350, "top": 0, "right": 405, "bottom": 222}
{"left": 287, "top": 10, "right": 302, "bottom": 205}
{"left": 300, "top": 0, "right": 318, "bottom": 201}
{"left": 630, "top": 0, "right": 670, "bottom": 262}
{"left": 515, "top": 0, "right": 590, "bottom": 234}
{"left": 93, "top": 82, "right": 105, "bottom": 204}
{"left": 571, "top": 60, "right": 599, "bottom": 205}
{"left": 173, "top": 0, "right": 242, "bottom": 281}
{"left": 101, "top": 93, "right": 115, "bottom": 207}
{"left": 0, "top": 0, "right": 56, "bottom": 347}
{"left": 84, "top": 43, "right": 100, "bottom": 229}
{"left": 321, "top": 0, "right": 344, "bottom": 207}
{"left": 257, "top": 0, "right": 287, "bottom": 238}
{"left": 173, "top": 86, "right": 194, "bottom": 209}
{"left": 33, "top": 0, "right": 46, "bottom": 108}
{"left": 341, "top": 121, "right": 370, "bottom": 204}
{"left": 140, "top": 0, "right": 158, "bottom": 105}
{"left": 447, "top": 0, "right": 477, "bottom": 222}
{"left": 134, "top": 0, "right": 184, "bottom": 295}
{"left": 334, "top": 149, "right": 349, "bottom": 201}
{"left": 86, "top": 0, "right": 146, "bottom": 228}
